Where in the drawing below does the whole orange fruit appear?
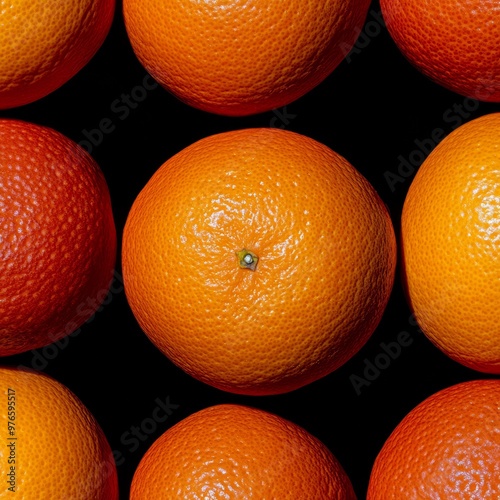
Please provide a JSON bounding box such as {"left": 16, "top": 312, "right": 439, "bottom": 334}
{"left": 0, "top": 0, "right": 115, "bottom": 109}
{"left": 0, "top": 119, "right": 116, "bottom": 356}
{"left": 122, "top": 128, "right": 397, "bottom": 395}
{"left": 122, "top": 0, "right": 371, "bottom": 116}
{"left": 0, "top": 366, "right": 118, "bottom": 498}
{"left": 367, "top": 379, "right": 500, "bottom": 499}
{"left": 380, "top": 0, "right": 500, "bottom": 101}
{"left": 401, "top": 113, "right": 500, "bottom": 373}
{"left": 130, "top": 403, "right": 356, "bottom": 499}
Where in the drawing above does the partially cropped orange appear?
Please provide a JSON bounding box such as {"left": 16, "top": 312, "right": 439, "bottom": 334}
{"left": 401, "top": 113, "right": 500, "bottom": 373}
{"left": 131, "top": 403, "right": 356, "bottom": 499}
{"left": 123, "top": 0, "right": 371, "bottom": 116}
{"left": 0, "top": 0, "right": 115, "bottom": 109}
{"left": 380, "top": 0, "right": 500, "bottom": 101}
{"left": 367, "top": 379, "right": 500, "bottom": 499}
{"left": 0, "top": 366, "right": 118, "bottom": 498}
{"left": 122, "top": 128, "right": 397, "bottom": 395}
{"left": 0, "top": 119, "right": 116, "bottom": 356}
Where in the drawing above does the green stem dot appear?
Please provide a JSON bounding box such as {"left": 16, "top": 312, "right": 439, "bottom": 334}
{"left": 236, "top": 248, "right": 259, "bottom": 271}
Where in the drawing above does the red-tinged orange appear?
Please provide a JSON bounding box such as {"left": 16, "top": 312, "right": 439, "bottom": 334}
{"left": 380, "top": 0, "right": 500, "bottom": 101}
{"left": 0, "top": 0, "right": 115, "bottom": 109}
{"left": 122, "top": 128, "right": 397, "bottom": 395}
{"left": 367, "top": 379, "right": 500, "bottom": 499}
{"left": 0, "top": 119, "right": 116, "bottom": 356}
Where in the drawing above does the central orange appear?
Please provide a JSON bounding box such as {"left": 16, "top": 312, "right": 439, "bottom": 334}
{"left": 122, "top": 128, "right": 397, "bottom": 395}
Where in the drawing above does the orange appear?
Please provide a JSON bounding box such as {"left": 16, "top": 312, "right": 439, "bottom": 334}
{"left": 0, "top": 0, "right": 115, "bottom": 109}
{"left": 380, "top": 0, "right": 500, "bottom": 102}
{"left": 122, "top": 0, "right": 371, "bottom": 116}
{"left": 0, "top": 366, "right": 118, "bottom": 498}
{"left": 122, "top": 128, "right": 397, "bottom": 395}
{"left": 401, "top": 113, "right": 500, "bottom": 373}
{"left": 0, "top": 119, "right": 116, "bottom": 356}
{"left": 130, "top": 403, "right": 356, "bottom": 499}
{"left": 367, "top": 379, "right": 500, "bottom": 499}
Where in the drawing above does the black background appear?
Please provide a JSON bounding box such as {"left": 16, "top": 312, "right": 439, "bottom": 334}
{"left": 2, "top": 1, "right": 499, "bottom": 498}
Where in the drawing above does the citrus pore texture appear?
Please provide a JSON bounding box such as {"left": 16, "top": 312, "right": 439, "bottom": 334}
{"left": 0, "top": 366, "right": 118, "bottom": 498}
{"left": 0, "top": 119, "right": 116, "bottom": 356}
{"left": 401, "top": 113, "right": 500, "bottom": 373}
{"left": 367, "top": 379, "right": 500, "bottom": 499}
{"left": 122, "top": 128, "right": 397, "bottom": 396}
{"left": 0, "top": 0, "right": 115, "bottom": 109}
{"left": 130, "top": 404, "right": 356, "bottom": 499}
{"left": 123, "top": 0, "right": 371, "bottom": 116}
{"left": 380, "top": 0, "right": 500, "bottom": 102}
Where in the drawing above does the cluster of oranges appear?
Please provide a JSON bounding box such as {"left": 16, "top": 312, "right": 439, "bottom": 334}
{"left": 0, "top": 0, "right": 499, "bottom": 498}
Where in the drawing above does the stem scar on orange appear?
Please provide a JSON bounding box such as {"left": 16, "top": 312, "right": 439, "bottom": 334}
{"left": 122, "top": 128, "right": 397, "bottom": 396}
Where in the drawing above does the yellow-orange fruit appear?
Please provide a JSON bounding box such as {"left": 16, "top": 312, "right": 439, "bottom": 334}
{"left": 0, "top": 366, "right": 118, "bottom": 498}
{"left": 401, "top": 113, "right": 500, "bottom": 373}
{"left": 0, "top": 0, "right": 115, "bottom": 109}
{"left": 123, "top": 0, "right": 371, "bottom": 116}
